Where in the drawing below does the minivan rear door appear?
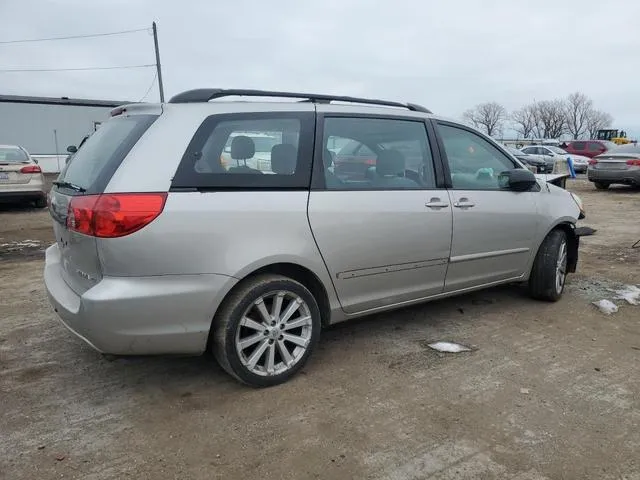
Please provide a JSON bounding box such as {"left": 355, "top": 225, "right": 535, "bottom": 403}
{"left": 49, "top": 112, "right": 158, "bottom": 294}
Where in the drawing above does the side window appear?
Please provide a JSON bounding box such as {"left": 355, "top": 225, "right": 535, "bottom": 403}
{"left": 438, "top": 123, "right": 516, "bottom": 191}
{"left": 572, "top": 142, "right": 586, "bottom": 150}
{"left": 172, "top": 113, "right": 314, "bottom": 190}
{"left": 521, "top": 146, "right": 537, "bottom": 155}
{"left": 323, "top": 117, "right": 435, "bottom": 190}
{"left": 588, "top": 142, "right": 602, "bottom": 152}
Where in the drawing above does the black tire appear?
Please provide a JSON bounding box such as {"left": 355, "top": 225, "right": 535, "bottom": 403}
{"left": 211, "top": 274, "right": 321, "bottom": 387}
{"left": 594, "top": 182, "right": 610, "bottom": 190}
{"left": 34, "top": 196, "right": 47, "bottom": 208}
{"left": 528, "top": 229, "right": 568, "bottom": 302}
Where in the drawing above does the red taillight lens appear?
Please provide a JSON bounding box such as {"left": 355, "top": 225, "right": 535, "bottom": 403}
{"left": 626, "top": 159, "right": 640, "bottom": 166}
{"left": 589, "top": 159, "right": 598, "bottom": 165}
{"left": 67, "top": 193, "right": 167, "bottom": 238}
{"left": 20, "top": 165, "right": 41, "bottom": 174}
{"left": 364, "top": 158, "right": 376, "bottom": 166}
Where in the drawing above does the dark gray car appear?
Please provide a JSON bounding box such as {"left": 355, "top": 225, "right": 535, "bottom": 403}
{"left": 588, "top": 143, "right": 640, "bottom": 189}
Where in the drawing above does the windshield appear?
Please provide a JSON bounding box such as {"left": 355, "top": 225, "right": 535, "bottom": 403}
{"left": 548, "top": 146, "right": 567, "bottom": 154}
{"left": 0, "top": 147, "right": 28, "bottom": 163}
{"left": 506, "top": 146, "right": 523, "bottom": 155}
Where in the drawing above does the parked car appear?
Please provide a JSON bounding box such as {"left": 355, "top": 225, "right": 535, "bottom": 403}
{"left": 587, "top": 142, "right": 640, "bottom": 189}
{"left": 520, "top": 145, "right": 590, "bottom": 173}
{"left": 44, "top": 89, "right": 584, "bottom": 387}
{"left": 564, "top": 140, "right": 617, "bottom": 159}
{"left": 0, "top": 144, "right": 47, "bottom": 207}
{"left": 504, "top": 146, "right": 547, "bottom": 173}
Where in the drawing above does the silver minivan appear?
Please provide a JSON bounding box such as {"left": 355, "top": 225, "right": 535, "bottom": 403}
{"left": 44, "top": 89, "right": 585, "bottom": 387}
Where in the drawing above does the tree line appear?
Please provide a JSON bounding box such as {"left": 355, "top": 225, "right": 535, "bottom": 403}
{"left": 462, "top": 92, "right": 613, "bottom": 140}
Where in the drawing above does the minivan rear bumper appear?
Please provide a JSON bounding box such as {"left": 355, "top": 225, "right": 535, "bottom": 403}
{"left": 44, "top": 244, "right": 237, "bottom": 355}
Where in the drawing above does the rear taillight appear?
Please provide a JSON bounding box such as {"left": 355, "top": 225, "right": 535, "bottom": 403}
{"left": 626, "top": 159, "right": 640, "bottom": 166}
{"left": 364, "top": 158, "right": 376, "bottom": 166}
{"left": 67, "top": 193, "right": 167, "bottom": 238}
{"left": 589, "top": 159, "right": 598, "bottom": 165}
{"left": 20, "top": 165, "right": 41, "bottom": 174}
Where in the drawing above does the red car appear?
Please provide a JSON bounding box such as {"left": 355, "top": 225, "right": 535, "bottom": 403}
{"left": 564, "top": 140, "right": 617, "bottom": 158}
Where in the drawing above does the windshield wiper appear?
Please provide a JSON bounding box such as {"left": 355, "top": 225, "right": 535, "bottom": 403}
{"left": 53, "top": 180, "right": 86, "bottom": 193}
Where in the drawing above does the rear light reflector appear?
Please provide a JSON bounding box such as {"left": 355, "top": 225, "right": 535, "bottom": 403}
{"left": 20, "top": 165, "right": 42, "bottom": 174}
{"left": 626, "top": 159, "right": 640, "bottom": 166}
{"left": 67, "top": 193, "right": 167, "bottom": 238}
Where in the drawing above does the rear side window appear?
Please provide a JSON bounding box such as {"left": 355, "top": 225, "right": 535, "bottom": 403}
{"left": 588, "top": 142, "right": 603, "bottom": 152}
{"left": 58, "top": 114, "right": 157, "bottom": 194}
{"left": 571, "top": 142, "right": 586, "bottom": 150}
{"left": 172, "top": 112, "right": 315, "bottom": 190}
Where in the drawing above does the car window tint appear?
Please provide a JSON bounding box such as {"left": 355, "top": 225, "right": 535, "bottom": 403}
{"left": 438, "top": 124, "right": 516, "bottom": 190}
{"left": 323, "top": 117, "right": 435, "bottom": 190}
{"left": 521, "top": 147, "right": 536, "bottom": 155}
{"left": 172, "top": 112, "right": 315, "bottom": 190}
{"left": 572, "top": 142, "right": 586, "bottom": 150}
{"left": 196, "top": 119, "right": 299, "bottom": 175}
{"left": 588, "top": 142, "right": 603, "bottom": 152}
{"left": 58, "top": 114, "right": 158, "bottom": 194}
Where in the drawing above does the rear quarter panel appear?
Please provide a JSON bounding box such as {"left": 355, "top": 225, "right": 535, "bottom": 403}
{"left": 96, "top": 191, "right": 341, "bottom": 309}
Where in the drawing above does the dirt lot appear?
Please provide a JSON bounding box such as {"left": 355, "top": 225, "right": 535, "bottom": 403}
{"left": 1, "top": 177, "right": 639, "bottom": 480}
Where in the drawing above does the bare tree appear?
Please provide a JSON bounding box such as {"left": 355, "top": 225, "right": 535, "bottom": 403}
{"left": 462, "top": 102, "right": 506, "bottom": 137}
{"left": 564, "top": 92, "right": 593, "bottom": 139}
{"left": 511, "top": 105, "right": 536, "bottom": 139}
{"left": 586, "top": 110, "right": 614, "bottom": 139}
{"left": 531, "top": 100, "right": 566, "bottom": 139}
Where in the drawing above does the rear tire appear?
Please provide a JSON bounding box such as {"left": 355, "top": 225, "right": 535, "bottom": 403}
{"left": 34, "top": 196, "right": 47, "bottom": 208}
{"left": 594, "top": 182, "right": 610, "bottom": 190}
{"left": 211, "top": 274, "right": 321, "bottom": 387}
{"left": 528, "top": 229, "right": 568, "bottom": 302}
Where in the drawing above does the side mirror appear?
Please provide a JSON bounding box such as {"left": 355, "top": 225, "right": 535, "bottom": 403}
{"left": 499, "top": 168, "right": 537, "bottom": 192}
{"left": 67, "top": 145, "right": 77, "bottom": 153}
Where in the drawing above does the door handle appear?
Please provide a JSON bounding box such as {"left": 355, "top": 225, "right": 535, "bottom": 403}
{"left": 453, "top": 197, "right": 475, "bottom": 208}
{"left": 425, "top": 198, "right": 449, "bottom": 209}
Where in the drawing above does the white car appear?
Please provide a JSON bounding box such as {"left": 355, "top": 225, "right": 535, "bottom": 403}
{"left": 520, "top": 145, "right": 590, "bottom": 173}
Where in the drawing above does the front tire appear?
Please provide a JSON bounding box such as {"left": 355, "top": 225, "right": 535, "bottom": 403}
{"left": 211, "top": 274, "right": 321, "bottom": 387}
{"left": 528, "top": 229, "right": 568, "bottom": 302}
{"left": 594, "top": 181, "right": 610, "bottom": 190}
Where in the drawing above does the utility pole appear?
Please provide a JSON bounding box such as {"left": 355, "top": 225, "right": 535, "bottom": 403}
{"left": 152, "top": 21, "right": 165, "bottom": 102}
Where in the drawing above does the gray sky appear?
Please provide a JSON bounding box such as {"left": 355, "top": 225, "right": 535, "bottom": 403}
{"left": 2, "top": 0, "right": 639, "bottom": 138}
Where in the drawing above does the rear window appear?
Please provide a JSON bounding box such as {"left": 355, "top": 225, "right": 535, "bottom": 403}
{"left": 0, "top": 147, "right": 28, "bottom": 163}
{"left": 57, "top": 114, "right": 157, "bottom": 194}
{"left": 172, "top": 112, "right": 315, "bottom": 190}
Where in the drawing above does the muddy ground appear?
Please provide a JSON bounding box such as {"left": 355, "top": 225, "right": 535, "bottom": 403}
{"left": 1, "top": 177, "right": 639, "bottom": 480}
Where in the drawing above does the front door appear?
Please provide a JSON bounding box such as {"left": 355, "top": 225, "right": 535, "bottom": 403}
{"left": 435, "top": 122, "right": 541, "bottom": 292}
{"left": 308, "top": 114, "right": 452, "bottom": 314}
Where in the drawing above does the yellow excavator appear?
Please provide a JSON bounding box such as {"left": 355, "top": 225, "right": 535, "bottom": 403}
{"left": 596, "top": 129, "right": 635, "bottom": 145}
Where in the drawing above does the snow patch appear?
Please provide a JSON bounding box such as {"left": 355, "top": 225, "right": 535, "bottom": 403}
{"left": 427, "top": 341, "right": 472, "bottom": 353}
{"left": 592, "top": 299, "right": 618, "bottom": 315}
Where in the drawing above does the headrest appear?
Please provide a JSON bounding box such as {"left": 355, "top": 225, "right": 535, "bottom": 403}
{"left": 271, "top": 144, "right": 297, "bottom": 175}
{"left": 324, "top": 148, "right": 335, "bottom": 168}
{"left": 376, "top": 149, "right": 405, "bottom": 176}
{"left": 230, "top": 135, "right": 255, "bottom": 160}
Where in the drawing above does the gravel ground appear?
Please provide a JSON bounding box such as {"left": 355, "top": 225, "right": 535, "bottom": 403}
{"left": 1, "top": 177, "right": 639, "bottom": 479}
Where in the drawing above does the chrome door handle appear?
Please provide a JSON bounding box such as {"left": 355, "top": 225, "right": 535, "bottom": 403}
{"left": 453, "top": 198, "right": 475, "bottom": 208}
{"left": 425, "top": 199, "right": 449, "bottom": 209}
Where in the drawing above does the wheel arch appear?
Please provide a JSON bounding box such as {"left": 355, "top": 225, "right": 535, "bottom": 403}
{"left": 206, "top": 261, "right": 333, "bottom": 352}
{"left": 532, "top": 219, "right": 579, "bottom": 274}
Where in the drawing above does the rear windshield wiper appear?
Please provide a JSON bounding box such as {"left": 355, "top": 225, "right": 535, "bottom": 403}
{"left": 53, "top": 180, "right": 86, "bottom": 193}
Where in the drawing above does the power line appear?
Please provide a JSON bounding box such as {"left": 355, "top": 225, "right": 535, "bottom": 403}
{"left": 0, "top": 28, "right": 149, "bottom": 45}
{"left": 0, "top": 64, "right": 155, "bottom": 73}
{"left": 138, "top": 71, "right": 158, "bottom": 102}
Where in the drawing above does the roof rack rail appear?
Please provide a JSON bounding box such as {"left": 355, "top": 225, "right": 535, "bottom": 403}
{"left": 168, "top": 88, "right": 432, "bottom": 113}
